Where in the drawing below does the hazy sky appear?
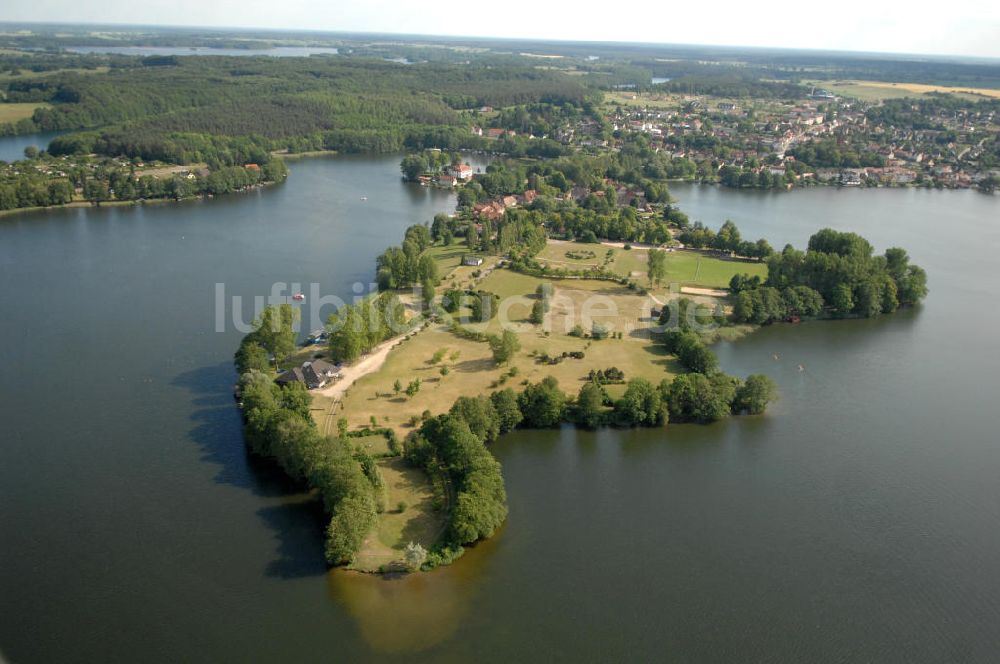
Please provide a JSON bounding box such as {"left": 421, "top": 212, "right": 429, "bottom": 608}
{"left": 4, "top": 0, "right": 1000, "bottom": 59}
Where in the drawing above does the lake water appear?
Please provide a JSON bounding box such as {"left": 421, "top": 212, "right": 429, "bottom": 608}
{"left": 66, "top": 46, "right": 340, "bottom": 57}
{"left": 0, "top": 130, "right": 64, "bottom": 163}
{"left": 2, "top": 161, "right": 999, "bottom": 662}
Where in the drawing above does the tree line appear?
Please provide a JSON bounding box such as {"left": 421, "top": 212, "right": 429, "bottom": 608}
{"left": 0, "top": 154, "right": 288, "bottom": 212}
{"left": 235, "top": 305, "right": 381, "bottom": 565}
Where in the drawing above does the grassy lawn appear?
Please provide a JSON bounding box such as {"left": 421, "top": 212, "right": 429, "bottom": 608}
{"left": 537, "top": 240, "right": 610, "bottom": 270}
{"left": 658, "top": 250, "right": 767, "bottom": 289}
{"left": 426, "top": 243, "right": 468, "bottom": 274}
{"left": 352, "top": 433, "right": 392, "bottom": 456}
{"left": 351, "top": 457, "right": 445, "bottom": 572}
{"left": 536, "top": 241, "right": 765, "bottom": 289}
{"left": 0, "top": 102, "right": 49, "bottom": 123}
{"left": 430, "top": 243, "right": 501, "bottom": 292}
{"left": 609, "top": 247, "right": 649, "bottom": 277}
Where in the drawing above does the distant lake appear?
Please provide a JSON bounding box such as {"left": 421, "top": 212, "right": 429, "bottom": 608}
{"left": 2, "top": 160, "right": 999, "bottom": 661}
{"left": 0, "top": 130, "right": 64, "bottom": 163}
{"left": 651, "top": 76, "right": 671, "bottom": 84}
{"left": 66, "top": 46, "right": 340, "bottom": 57}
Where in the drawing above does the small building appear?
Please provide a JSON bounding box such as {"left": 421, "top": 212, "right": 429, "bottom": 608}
{"left": 516, "top": 189, "right": 538, "bottom": 205}
{"left": 275, "top": 359, "right": 339, "bottom": 390}
{"left": 437, "top": 174, "right": 457, "bottom": 187}
{"left": 462, "top": 255, "right": 484, "bottom": 267}
{"left": 450, "top": 163, "right": 475, "bottom": 180}
{"left": 472, "top": 200, "right": 505, "bottom": 220}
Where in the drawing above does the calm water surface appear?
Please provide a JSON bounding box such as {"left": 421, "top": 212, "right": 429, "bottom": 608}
{"left": 0, "top": 131, "right": 64, "bottom": 163}
{"left": 1, "top": 165, "right": 999, "bottom": 662}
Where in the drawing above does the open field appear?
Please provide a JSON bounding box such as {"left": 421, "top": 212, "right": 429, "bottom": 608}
{"left": 332, "top": 269, "right": 684, "bottom": 437}
{"left": 0, "top": 102, "right": 48, "bottom": 123}
{"left": 537, "top": 240, "right": 611, "bottom": 270}
{"left": 604, "top": 91, "right": 781, "bottom": 113}
{"left": 608, "top": 246, "right": 648, "bottom": 277}
{"left": 538, "top": 240, "right": 766, "bottom": 289}
{"left": 807, "top": 79, "right": 1000, "bottom": 102}
{"left": 658, "top": 250, "right": 766, "bottom": 289}
{"left": 605, "top": 91, "right": 682, "bottom": 109}
{"left": 135, "top": 162, "right": 207, "bottom": 178}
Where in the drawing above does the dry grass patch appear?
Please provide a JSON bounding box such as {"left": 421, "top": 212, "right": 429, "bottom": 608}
{"left": 333, "top": 270, "right": 681, "bottom": 437}
{"left": 351, "top": 457, "right": 445, "bottom": 572}
{"left": 0, "top": 102, "right": 49, "bottom": 124}
{"left": 807, "top": 79, "right": 1000, "bottom": 102}
{"left": 335, "top": 323, "right": 502, "bottom": 435}
{"left": 608, "top": 247, "right": 649, "bottom": 277}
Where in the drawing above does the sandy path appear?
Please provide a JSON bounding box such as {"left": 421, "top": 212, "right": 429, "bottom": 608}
{"left": 600, "top": 240, "right": 663, "bottom": 250}
{"left": 680, "top": 286, "right": 729, "bottom": 298}
{"left": 314, "top": 332, "right": 408, "bottom": 402}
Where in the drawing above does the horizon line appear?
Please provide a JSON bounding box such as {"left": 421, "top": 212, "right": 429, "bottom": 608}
{"left": 2, "top": 20, "right": 999, "bottom": 63}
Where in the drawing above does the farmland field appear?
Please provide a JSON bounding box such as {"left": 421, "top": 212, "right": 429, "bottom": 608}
{"left": 0, "top": 102, "right": 48, "bottom": 123}
{"left": 807, "top": 79, "right": 1000, "bottom": 101}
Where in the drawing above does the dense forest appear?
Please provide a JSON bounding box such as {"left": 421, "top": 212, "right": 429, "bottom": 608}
{"left": 2, "top": 54, "right": 595, "bottom": 163}
{"left": 729, "top": 228, "right": 928, "bottom": 323}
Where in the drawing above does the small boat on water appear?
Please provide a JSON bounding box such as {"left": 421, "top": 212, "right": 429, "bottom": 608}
{"left": 292, "top": 293, "right": 306, "bottom": 301}
{"left": 360, "top": 196, "right": 368, "bottom": 201}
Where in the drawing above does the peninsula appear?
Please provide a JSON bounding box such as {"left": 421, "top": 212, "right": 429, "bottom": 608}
{"left": 234, "top": 172, "right": 927, "bottom": 572}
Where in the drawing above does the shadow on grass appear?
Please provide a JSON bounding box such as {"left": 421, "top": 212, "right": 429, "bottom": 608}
{"left": 452, "top": 358, "right": 495, "bottom": 374}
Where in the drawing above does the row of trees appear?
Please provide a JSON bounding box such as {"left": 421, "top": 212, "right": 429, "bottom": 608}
{"left": 731, "top": 285, "right": 825, "bottom": 324}
{"left": 0, "top": 156, "right": 288, "bottom": 212}
{"left": 326, "top": 294, "right": 407, "bottom": 364}
{"left": 234, "top": 305, "right": 382, "bottom": 566}
{"left": 401, "top": 359, "right": 774, "bottom": 552}
{"left": 718, "top": 165, "right": 789, "bottom": 190}
{"left": 239, "top": 371, "right": 379, "bottom": 565}
{"left": 678, "top": 220, "right": 774, "bottom": 259}
{"left": 0, "top": 176, "right": 73, "bottom": 210}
